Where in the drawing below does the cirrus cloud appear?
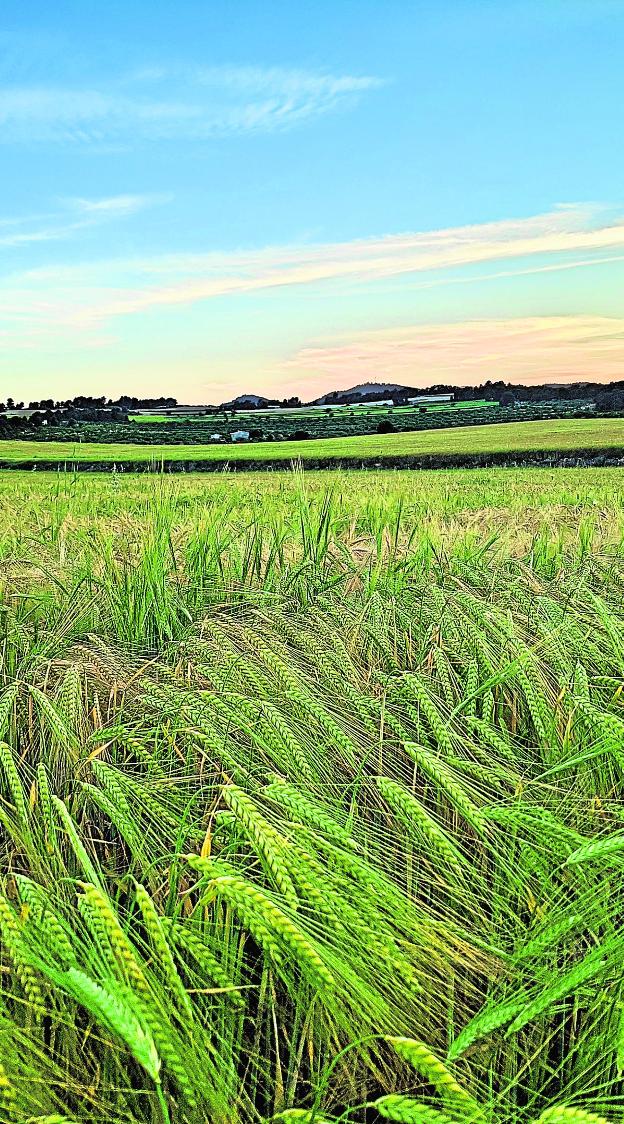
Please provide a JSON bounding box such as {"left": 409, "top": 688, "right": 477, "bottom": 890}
{"left": 2, "top": 201, "right": 624, "bottom": 339}
{"left": 0, "top": 193, "right": 162, "bottom": 249}
{"left": 0, "top": 66, "right": 384, "bottom": 145}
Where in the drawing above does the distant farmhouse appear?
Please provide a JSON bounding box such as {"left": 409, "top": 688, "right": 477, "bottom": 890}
{"left": 407, "top": 394, "right": 454, "bottom": 405}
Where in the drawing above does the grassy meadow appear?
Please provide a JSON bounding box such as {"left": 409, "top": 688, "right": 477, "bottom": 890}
{"left": 1, "top": 466, "right": 624, "bottom": 1123}
{"left": 0, "top": 416, "right": 623, "bottom": 466}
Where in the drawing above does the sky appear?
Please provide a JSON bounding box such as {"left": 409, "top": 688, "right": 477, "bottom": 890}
{"left": 1, "top": 0, "right": 624, "bottom": 404}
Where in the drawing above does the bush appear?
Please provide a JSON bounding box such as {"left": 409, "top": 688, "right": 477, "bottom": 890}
{"left": 377, "top": 419, "right": 396, "bottom": 434}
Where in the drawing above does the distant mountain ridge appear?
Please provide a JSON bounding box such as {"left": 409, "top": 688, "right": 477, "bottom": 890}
{"left": 221, "top": 383, "right": 425, "bottom": 409}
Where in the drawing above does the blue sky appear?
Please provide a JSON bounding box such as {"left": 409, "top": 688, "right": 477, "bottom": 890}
{"left": 2, "top": 0, "right": 624, "bottom": 402}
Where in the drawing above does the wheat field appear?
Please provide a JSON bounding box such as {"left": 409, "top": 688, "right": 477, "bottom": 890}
{"left": 1, "top": 468, "right": 624, "bottom": 1123}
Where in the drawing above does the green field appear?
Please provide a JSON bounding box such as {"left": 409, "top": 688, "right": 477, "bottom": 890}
{"left": 2, "top": 465, "right": 624, "bottom": 1122}
{"left": 1, "top": 416, "right": 623, "bottom": 464}
{"left": 130, "top": 398, "right": 496, "bottom": 422}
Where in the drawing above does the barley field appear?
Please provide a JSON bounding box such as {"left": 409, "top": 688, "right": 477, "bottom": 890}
{"left": 1, "top": 467, "right": 624, "bottom": 1124}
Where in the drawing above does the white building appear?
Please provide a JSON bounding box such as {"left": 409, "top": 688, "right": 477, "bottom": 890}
{"left": 231, "top": 430, "right": 250, "bottom": 442}
{"left": 406, "top": 394, "right": 454, "bottom": 405}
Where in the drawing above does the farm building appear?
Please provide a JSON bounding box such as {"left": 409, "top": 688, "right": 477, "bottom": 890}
{"left": 264, "top": 404, "right": 348, "bottom": 412}
{"left": 231, "top": 430, "right": 250, "bottom": 442}
{"left": 133, "top": 406, "right": 212, "bottom": 416}
{"left": 209, "top": 433, "right": 223, "bottom": 442}
{"left": 406, "top": 394, "right": 454, "bottom": 405}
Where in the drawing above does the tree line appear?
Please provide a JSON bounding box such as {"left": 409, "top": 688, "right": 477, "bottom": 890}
{"left": 321, "top": 380, "right": 624, "bottom": 410}
{"left": 0, "top": 396, "right": 178, "bottom": 411}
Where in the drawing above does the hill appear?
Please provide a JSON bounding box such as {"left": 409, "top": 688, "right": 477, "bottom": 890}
{"left": 220, "top": 393, "right": 272, "bottom": 408}
{"left": 313, "top": 381, "right": 419, "bottom": 405}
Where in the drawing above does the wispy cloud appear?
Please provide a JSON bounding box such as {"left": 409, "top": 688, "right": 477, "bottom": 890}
{"left": 7, "top": 202, "right": 624, "bottom": 319}
{"left": 285, "top": 316, "right": 624, "bottom": 388}
{"left": 68, "top": 194, "right": 159, "bottom": 218}
{"left": 0, "top": 194, "right": 161, "bottom": 248}
{"left": 0, "top": 66, "right": 383, "bottom": 144}
{"left": 1, "top": 203, "right": 624, "bottom": 354}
